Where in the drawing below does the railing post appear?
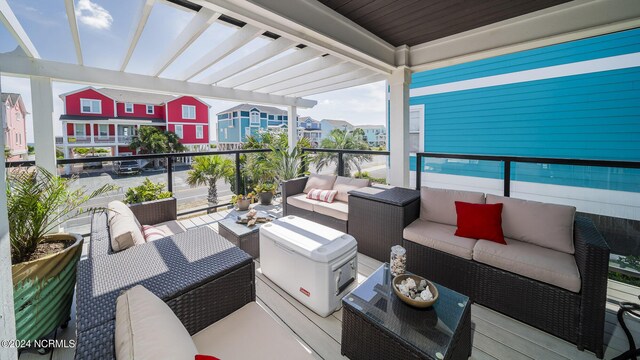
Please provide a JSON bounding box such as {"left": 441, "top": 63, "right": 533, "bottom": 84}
{"left": 416, "top": 153, "right": 422, "bottom": 190}
{"left": 504, "top": 160, "right": 511, "bottom": 197}
{"left": 167, "top": 156, "right": 173, "bottom": 194}
{"left": 235, "top": 152, "right": 241, "bottom": 195}
{"left": 337, "top": 151, "right": 345, "bottom": 177}
{"left": 301, "top": 149, "right": 308, "bottom": 174}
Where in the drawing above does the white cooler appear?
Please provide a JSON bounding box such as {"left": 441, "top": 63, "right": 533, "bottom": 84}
{"left": 259, "top": 216, "right": 358, "bottom": 317}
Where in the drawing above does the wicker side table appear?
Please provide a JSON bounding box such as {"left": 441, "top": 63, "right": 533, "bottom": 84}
{"left": 218, "top": 218, "right": 260, "bottom": 258}
{"left": 348, "top": 186, "right": 420, "bottom": 262}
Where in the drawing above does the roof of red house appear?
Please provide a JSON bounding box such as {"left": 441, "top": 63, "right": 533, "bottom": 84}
{"left": 98, "top": 88, "right": 175, "bottom": 105}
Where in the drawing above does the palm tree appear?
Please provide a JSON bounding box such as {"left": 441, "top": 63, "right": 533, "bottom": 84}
{"left": 313, "top": 129, "right": 372, "bottom": 176}
{"left": 129, "top": 126, "right": 186, "bottom": 168}
{"left": 186, "top": 155, "right": 234, "bottom": 208}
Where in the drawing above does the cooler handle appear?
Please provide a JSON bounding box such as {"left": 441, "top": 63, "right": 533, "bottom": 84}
{"left": 273, "top": 240, "right": 294, "bottom": 254}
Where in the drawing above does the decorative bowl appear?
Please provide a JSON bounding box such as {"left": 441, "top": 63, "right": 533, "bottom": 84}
{"left": 392, "top": 274, "right": 439, "bottom": 308}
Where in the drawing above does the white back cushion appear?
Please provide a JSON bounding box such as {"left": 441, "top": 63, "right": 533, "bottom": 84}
{"left": 420, "top": 187, "right": 485, "bottom": 226}
{"left": 108, "top": 201, "right": 145, "bottom": 252}
{"left": 303, "top": 174, "right": 337, "bottom": 193}
{"left": 332, "top": 176, "right": 370, "bottom": 203}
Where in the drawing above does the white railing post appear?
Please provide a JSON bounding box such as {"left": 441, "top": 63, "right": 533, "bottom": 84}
{"left": 388, "top": 67, "right": 411, "bottom": 187}
{"left": 287, "top": 105, "right": 298, "bottom": 152}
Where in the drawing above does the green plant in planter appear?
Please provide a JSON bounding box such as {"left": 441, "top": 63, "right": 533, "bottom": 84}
{"left": 7, "top": 167, "right": 118, "bottom": 343}
{"left": 254, "top": 182, "right": 277, "bottom": 194}
{"left": 124, "top": 178, "right": 172, "bottom": 204}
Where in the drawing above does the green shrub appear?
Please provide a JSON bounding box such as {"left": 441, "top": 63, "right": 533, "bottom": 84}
{"left": 124, "top": 178, "right": 172, "bottom": 204}
{"left": 354, "top": 171, "right": 386, "bottom": 185}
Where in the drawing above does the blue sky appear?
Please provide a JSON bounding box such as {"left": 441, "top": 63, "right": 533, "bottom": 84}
{"left": 0, "top": 0, "right": 386, "bottom": 142}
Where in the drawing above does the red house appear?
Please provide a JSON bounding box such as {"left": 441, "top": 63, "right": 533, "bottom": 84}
{"left": 58, "top": 87, "right": 210, "bottom": 156}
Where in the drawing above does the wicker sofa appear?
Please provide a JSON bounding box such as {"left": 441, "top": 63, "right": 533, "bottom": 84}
{"left": 402, "top": 187, "right": 610, "bottom": 358}
{"left": 75, "top": 198, "right": 255, "bottom": 359}
{"left": 282, "top": 174, "right": 370, "bottom": 232}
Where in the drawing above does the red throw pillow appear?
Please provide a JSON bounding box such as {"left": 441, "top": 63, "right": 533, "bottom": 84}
{"left": 196, "top": 355, "right": 220, "bottom": 360}
{"left": 454, "top": 201, "right": 506, "bottom": 244}
{"left": 306, "top": 188, "right": 338, "bottom": 203}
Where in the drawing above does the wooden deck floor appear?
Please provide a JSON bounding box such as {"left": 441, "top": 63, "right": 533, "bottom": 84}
{"left": 21, "top": 211, "right": 640, "bottom": 360}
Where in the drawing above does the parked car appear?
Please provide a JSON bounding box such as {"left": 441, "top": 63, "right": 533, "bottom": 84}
{"left": 82, "top": 156, "right": 103, "bottom": 170}
{"left": 115, "top": 160, "right": 142, "bottom": 175}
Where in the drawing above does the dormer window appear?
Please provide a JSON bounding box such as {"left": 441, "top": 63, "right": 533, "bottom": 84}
{"left": 250, "top": 111, "right": 260, "bottom": 126}
{"left": 146, "top": 105, "right": 154, "bottom": 114}
{"left": 125, "top": 103, "right": 134, "bottom": 113}
{"left": 81, "top": 99, "right": 101, "bottom": 114}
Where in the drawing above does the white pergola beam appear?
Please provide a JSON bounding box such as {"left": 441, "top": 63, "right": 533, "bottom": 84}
{"left": 179, "top": 23, "right": 263, "bottom": 81}
{"left": 240, "top": 55, "right": 342, "bottom": 91}
{"left": 64, "top": 0, "right": 83, "bottom": 65}
{"left": 152, "top": 8, "right": 220, "bottom": 77}
{"left": 218, "top": 46, "right": 322, "bottom": 88}
{"left": 293, "top": 73, "right": 385, "bottom": 97}
{"left": 258, "top": 61, "right": 358, "bottom": 93}
{"left": 198, "top": 0, "right": 395, "bottom": 74}
{"left": 0, "top": 0, "right": 39, "bottom": 58}
{"left": 201, "top": 36, "right": 296, "bottom": 85}
{"left": 120, "top": 0, "right": 155, "bottom": 72}
{"left": 276, "top": 68, "right": 375, "bottom": 96}
{"left": 0, "top": 52, "right": 316, "bottom": 108}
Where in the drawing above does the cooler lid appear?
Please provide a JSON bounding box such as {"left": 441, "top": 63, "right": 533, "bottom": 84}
{"left": 260, "top": 216, "right": 357, "bottom": 262}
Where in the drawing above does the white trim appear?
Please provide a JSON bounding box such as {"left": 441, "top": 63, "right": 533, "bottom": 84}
{"left": 276, "top": 68, "right": 375, "bottom": 96}
{"left": 0, "top": 52, "right": 317, "bottom": 108}
{"left": 294, "top": 74, "right": 385, "bottom": 97}
{"left": 258, "top": 61, "right": 357, "bottom": 93}
{"left": 0, "top": 0, "right": 39, "bottom": 58}
{"left": 146, "top": 104, "right": 154, "bottom": 114}
{"left": 410, "top": 52, "right": 640, "bottom": 97}
{"left": 120, "top": 0, "right": 155, "bottom": 71}
{"left": 125, "top": 102, "right": 134, "bottom": 113}
{"left": 80, "top": 98, "right": 102, "bottom": 114}
{"left": 174, "top": 124, "right": 183, "bottom": 139}
{"left": 64, "top": 0, "right": 83, "bottom": 65}
{"left": 240, "top": 55, "right": 343, "bottom": 91}
{"left": 196, "top": 125, "right": 204, "bottom": 139}
{"left": 182, "top": 104, "right": 196, "bottom": 119}
{"left": 409, "top": 104, "right": 424, "bottom": 154}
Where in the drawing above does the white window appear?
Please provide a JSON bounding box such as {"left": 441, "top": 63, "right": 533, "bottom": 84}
{"left": 74, "top": 124, "right": 86, "bottom": 138}
{"left": 80, "top": 99, "right": 101, "bottom": 114}
{"left": 98, "top": 124, "right": 109, "bottom": 138}
{"left": 174, "top": 125, "right": 183, "bottom": 139}
{"left": 196, "top": 125, "right": 203, "bottom": 139}
{"left": 250, "top": 111, "right": 260, "bottom": 126}
{"left": 182, "top": 105, "right": 196, "bottom": 119}
{"left": 409, "top": 105, "right": 424, "bottom": 154}
{"left": 146, "top": 105, "right": 154, "bottom": 114}
{"left": 125, "top": 103, "right": 134, "bottom": 113}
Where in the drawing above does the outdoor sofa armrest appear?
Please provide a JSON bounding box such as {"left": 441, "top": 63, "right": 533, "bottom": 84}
{"left": 282, "top": 177, "right": 308, "bottom": 215}
{"left": 128, "top": 197, "right": 177, "bottom": 226}
{"left": 89, "top": 210, "right": 112, "bottom": 257}
{"left": 573, "top": 215, "right": 609, "bottom": 355}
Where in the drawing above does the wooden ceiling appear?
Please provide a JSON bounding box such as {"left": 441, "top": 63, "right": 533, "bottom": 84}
{"left": 316, "top": 0, "right": 572, "bottom": 47}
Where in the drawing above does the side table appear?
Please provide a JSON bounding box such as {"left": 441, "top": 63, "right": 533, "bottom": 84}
{"left": 348, "top": 186, "right": 420, "bottom": 262}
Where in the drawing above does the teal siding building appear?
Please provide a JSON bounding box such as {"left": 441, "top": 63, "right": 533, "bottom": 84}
{"left": 216, "top": 104, "right": 288, "bottom": 150}
{"left": 405, "top": 28, "right": 640, "bottom": 217}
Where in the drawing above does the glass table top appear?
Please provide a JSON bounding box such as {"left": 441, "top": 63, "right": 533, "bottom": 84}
{"left": 343, "top": 263, "right": 470, "bottom": 358}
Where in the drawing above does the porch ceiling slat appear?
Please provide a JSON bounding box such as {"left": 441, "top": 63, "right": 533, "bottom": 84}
{"left": 200, "top": 36, "right": 296, "bottom": 85}
{"left": 0, "top": 0, "right": 40, "bottom": 58}
{"left": 120, "top": 0, "right": 155, "bottom": 72}
{"left": 217, "top": 46, "right": 322, "bottom": 88}
{"left": 275, "top": 68, "right": 374, "bottom": 96}
{"left": 178, "top": 23, "right": 263, "bottom": 81}
{"left": 257, "top": 61, "right": 357, "bottom": 93}
{"left": 293, "top": 73, "right": 385, "bottom": 97}
{"left": 63, "top": 0, "right": 83, "bottom": 65}
{"left": 151, "top": 8, "right": 221, "bottom": 77}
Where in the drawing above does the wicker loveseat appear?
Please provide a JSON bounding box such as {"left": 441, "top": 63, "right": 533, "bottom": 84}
{"left": 75, "top": 199, "right": 255, "bottom": 359}
{"left": 402, "top": 187, "right": 610, "bottom": 358}
{"left": 282, "top": 174, "right": 369, "bottom": 232}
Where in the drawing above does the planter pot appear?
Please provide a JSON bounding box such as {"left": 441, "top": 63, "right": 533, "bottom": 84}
{"left": 237, "top": 198, "right": 252, "bottom": 211}
{"left": 12, "top": 233, "right": 83, "bottom": 344}
{"left": 258, "top": 192, "right": 273, "bottom": 205}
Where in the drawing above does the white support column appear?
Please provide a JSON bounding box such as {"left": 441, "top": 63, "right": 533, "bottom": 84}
{"left": 287, "top": 106, "right": 297, "bottom": 151}
{"left": 30, "top": 76, "right": 56, "bottom": 175}
{"left": 388, "top": 67, "right": 411, "bottom": 188}
{"left": 0, "top": 75, "right": 18, "bottom": 360}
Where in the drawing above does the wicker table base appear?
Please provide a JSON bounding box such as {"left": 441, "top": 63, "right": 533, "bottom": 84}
{"left": 219, "top": 221, "right": 260, "bottom": 258}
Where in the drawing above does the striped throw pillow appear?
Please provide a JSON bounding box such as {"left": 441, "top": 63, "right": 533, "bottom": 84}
{"left": 306, "top": 188, "right": 338, "bottom": 203}
{"left": 142, "top": 225, "right": 168, "bottom": 242}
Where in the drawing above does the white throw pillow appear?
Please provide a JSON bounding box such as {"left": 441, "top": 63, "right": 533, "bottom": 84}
{"left": 108, "top": 201, "right": 145, "bottom": 252}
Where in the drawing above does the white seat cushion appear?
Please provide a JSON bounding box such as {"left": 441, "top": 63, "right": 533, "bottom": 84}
{"left": 420, "top": 187, "right": 485, "bottom": 226}
{"left": 287, "top": 193, "right": 320, "bottom": 212}
{"left": 403, "top": 219, "right": 477, "bottom": 260}
{"left": 153, "top": 220, "right": 187, "bottom": 236}
{"left": 303, "top": 174, "right": 337, "bottom": 193}
{"left": 313, "top": 200, "right": 349, "bottom": 221}
{"left": 473, "top": 238, "right": 581, "bottom": 292}
{"left": 332, "top": 176, "right": 370, "bottom": 203}
{"left": 115, "top": 285, "right": 198, "bottom": 360}
{"left": 486, "top": 194, "right": 576, "bottom": 254}
{"left": 108, "top": 201, "right": 145, "bottom": 252}
{"left": 192, "top": 302, "right": 314, "bottom": 360}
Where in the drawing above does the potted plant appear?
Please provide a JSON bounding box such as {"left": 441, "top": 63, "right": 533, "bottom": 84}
{"left": 7, "top": 167, "right": 117, "bottom": 345}
{"left": 231, "top": 192, "right": 255, "bottom": 211}
{"left": 123, "top": 177, "right": 176, "bottom": 224}
{"left": 254, "top": 183, "right": 277, "bottom": 205}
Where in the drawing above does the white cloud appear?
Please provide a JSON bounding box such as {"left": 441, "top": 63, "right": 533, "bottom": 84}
{"left": 75, "top": 0, "right": 113, "bottom": 30}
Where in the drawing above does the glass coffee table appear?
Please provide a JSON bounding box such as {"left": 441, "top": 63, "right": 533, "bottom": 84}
{"left": 341, "top": 263, "right": 471, "bottom": 360}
